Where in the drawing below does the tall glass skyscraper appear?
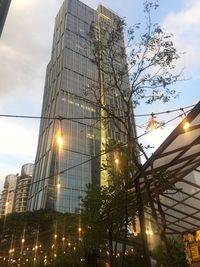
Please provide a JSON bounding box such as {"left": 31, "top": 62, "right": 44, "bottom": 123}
{"left": 0, "top": 0, "right": 12, "bottom": 36}
{"left": 28, "top": 0, "right": 134, "bottom": 213}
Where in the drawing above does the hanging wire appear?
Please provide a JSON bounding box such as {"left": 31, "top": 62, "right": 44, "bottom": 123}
{"left": 4, "top": 110, "right": 186, "bottom": 195}
{"left": 0, "top": 103, "right": 196, "bottom": 120}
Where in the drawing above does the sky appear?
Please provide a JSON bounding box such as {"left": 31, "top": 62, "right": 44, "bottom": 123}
{"left": 0, "top": 0, "right": 200, "bottom": 191}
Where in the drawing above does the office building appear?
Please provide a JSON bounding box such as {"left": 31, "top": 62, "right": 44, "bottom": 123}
{"left": 14, "top": 163, "right": 34, "bottom": 213}
{"left": 0, "top": 0, "right": 12, "bottom": 36}
{"left": 0, "top": 174, "right": 17, "bottom": 217}
{"left": 27, "top": 0, "right": 134, "bottom": 213}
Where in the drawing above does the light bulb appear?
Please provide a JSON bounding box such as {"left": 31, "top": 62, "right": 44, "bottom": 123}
{"left": 183, "top": 121, "right": 190, "bottom": 131}
{"left": 57, "top": 136, "right": 63, "bottom": 146}
{"left": 147, "top": 116, "right": 158, "bottom": 130}
{"left": 115, "top": 158, "right": 119, "bottom": 164}
{"left": 56, "top": 183, "right": 61, "bottom": 189}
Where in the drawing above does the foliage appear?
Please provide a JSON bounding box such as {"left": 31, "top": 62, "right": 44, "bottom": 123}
{"left": 0, "top": 210, "right": 83, "bottom": 266}
{"left": 81, "top": 141, "right": 139, "bottom": 267}
{"left": 153, "top": 236, "right": 188, "bottom": 267}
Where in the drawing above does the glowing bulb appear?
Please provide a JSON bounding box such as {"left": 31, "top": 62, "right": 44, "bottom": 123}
{"left": 5, "top": 201, "right": 9, "bottom": 206}
{"left": 21, "top": 238, "right": 25, "bottom": 243}
{"left": 78, "top": 227, "right": 82, "bottom": 232}
{"left": 62, "top": 237, "right": 65, "bottom": 241}
{"left": 56, "top": 183, "right": 61, "bottom": 189}
{"left": 68, "top": 242, "right": 71, "bottom": 246}
{"left": 54, "top": 234, "right": 57, "bottom": 239}
{"left": 147, "top": 116, "right": 158, "bottom": 130}
{"left": 115, "top": 158, "right": 119, "bottom": 164}
{"left": 183, "top": 121, "right": 190, "bottom": 131}
{"left": 57, "top": 136, "right": 63, "bottom": 146}
{"left": 149, "top": 230, "right": 153, "bottom": 236}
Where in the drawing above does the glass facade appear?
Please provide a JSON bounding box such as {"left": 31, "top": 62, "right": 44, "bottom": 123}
{"left": 14, "top": 163, "right": 34, "bottom": 213}
{"left": 27, "top": 0, "right": 133, "bottom": 213}
{"left": 0, "top": 0, "right": 11, "bottom": 36}
{"left": 0, "top": 174, "right": 17, "bottom": 216}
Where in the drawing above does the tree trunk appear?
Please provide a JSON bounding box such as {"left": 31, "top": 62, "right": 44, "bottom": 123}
{"left": 108, "top": 227, "right": 114, "bottom": 267}
{"left": 121, "top": 186, "right": 128, "bottom": 267}
{"left": 135, "top": 177, "right": 152, "bottom": 267}
{"left": 127, "top": 116, "right": 151, "bottom": 267}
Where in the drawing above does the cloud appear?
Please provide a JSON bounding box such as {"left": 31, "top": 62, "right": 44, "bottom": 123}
{"left": 162, "top": 0, "right": 200, "bottom": 76}
{"left": 0, "top": 0, "right": 63, "bottom": 109}
{"left": 0, "top": 119, "right": 38, "bottom": 156}
{"left": 0, "top": 118, "right": 39, "bottom": 190}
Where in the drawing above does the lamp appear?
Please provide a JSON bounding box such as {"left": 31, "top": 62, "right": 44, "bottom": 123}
{"left": 180, "top": 108, "right": 190, "bottom": 131}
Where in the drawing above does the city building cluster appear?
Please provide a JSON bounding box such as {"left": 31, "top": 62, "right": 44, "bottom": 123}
{"left": 0, "top": 0, "right": 200, "bottom": 265}
{"left": 0, "top": 164, "right": 34, "bottom": 216}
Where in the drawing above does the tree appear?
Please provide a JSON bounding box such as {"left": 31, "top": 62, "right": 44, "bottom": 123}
{"left": 81, "top": 143, "right": 143, "bottom": 267}
{"left": 81, "top": 184, "right": 122, "bottom": 267}
{"left": 153, "top": 236, "right": 188, "bottom": 267}
{"left": 0, "top": 210, "right": 83, "bottom": 266}
{"left": 85, "top": 1, "right": 183, "bottom": 266}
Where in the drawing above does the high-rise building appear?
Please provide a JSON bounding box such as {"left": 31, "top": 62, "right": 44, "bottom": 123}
{"left": 0, "top": 0, "right": 12, "bottom": 37}
{"left": 27, "top": 0, "right": 134, "bottom": 213}
{"left": 14, "top": 163, "right": 34, "bottom": 213}
{"left": 0, "top": 174, "right": 17, "bottom": 217}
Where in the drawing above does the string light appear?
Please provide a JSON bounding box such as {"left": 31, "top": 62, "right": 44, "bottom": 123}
{"left": 183, "top": 121, "right": 190, "bottom": 131}
{"left": 56, "top": 135, "right": 63, "bottom": 146}
{"left": 0, "top": 103, "right": 195, "bottom": 120}
{"left": 2, "top": 105, "right": 196, "bottom": 196}
{"left": 115, "top": 158, "right": 119, "bottom": 164}
{"left": 56, "top": 183, "right": 61, "bottom": 189}
{"left": 180, "top": 108, "right": 191, "bottom": 131}
{"left": 146, "top": 113, "right": 164, "bottom": 131}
